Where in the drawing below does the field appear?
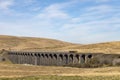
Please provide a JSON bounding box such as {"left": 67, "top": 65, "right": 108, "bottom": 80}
{"left": 0, "top": 62, "right": 120, "bottom": 80}
{"left": 1, "top": 76, "right": 120, "bottom": 80}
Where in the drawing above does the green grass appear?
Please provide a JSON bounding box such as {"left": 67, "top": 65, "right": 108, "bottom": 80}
{"left": 1, "top": 75, "right": 120, "bottom": 80}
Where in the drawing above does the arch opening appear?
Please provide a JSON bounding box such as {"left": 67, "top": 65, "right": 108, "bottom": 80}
{"left": 81, "top": 54, "right": 85, "bottom": 63}
{"left": 69, "top": 54, "right": 73, "bottom": 64}
{"left": 45, "top": 54, "right": 48, "bottom": 58}
{"left": 64, "top": 54, "right": 68, "bottom": 64}
{"left": 76, "top": 54, "right": 79, "bottom": 60}
{"left": 53, "top": 54, "right": 57, "bottom": 59}
{"left": 88, "top": 54, "right": 92, "bottom": 59}
{"left": 59, "top": 54, "right": 63, "bottom": 60}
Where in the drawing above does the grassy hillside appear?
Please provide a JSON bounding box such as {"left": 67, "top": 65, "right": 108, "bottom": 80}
{"left": 0, "top": 35, "right": 75, "bottom": 51}
{"left": 73, "top": 41, "right": 120, "bottom": 49}
{"left": 0, "top": 35, "right": 120, "bottom": 53}
{"left": 59, "top": 41, "right": 120, "bottom": 54}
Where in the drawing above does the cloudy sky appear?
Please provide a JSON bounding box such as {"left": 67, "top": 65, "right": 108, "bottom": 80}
{"left": 0, "top": 0, "right": 120, "bottom": 44}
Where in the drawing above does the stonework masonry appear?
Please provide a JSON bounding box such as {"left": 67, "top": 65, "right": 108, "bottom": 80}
{"left": 1, "top": 50, "right": 120, "bottom": 67}
{"left": 7, "top": 51, "right": 94, "bottom": 66}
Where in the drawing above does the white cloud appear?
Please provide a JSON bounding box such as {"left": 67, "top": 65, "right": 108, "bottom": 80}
{"left": 0, "top": 0, "right": 119, "bottom": 44}
{"left": 37, "top": 5, "right": 69, "bottom": 20}
{"left": 32, "top": 7, "right": 41, "bottom": 11}
{"left": 86, "top": 5, "right": 111, "bottom": 12}
{"left": 80, "top": 0, "right": 109, "bottom": 3}
{"left": 57, "top": 4, "right": 120, "bottom": 44}
{"left": 18, "top": 0, "right": 37, "bottom": 7}
{"left": 58, "top": 18, "right": 120, "bottom": 44}
{"left": 23, "top": 0, "right": 35, "bottom": 4}
{"left": 95, "top": 0, "right": 109, "bottom": 3}
{"left": 0, "top": 0, "right": 14, "bottom": 10}
{"left": 0, "top": 21, "right": 60, "bottom": 39}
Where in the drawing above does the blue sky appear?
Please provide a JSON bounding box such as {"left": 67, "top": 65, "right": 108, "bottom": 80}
{"left": 0, "top": 0, "right": 120, "bottom": 44}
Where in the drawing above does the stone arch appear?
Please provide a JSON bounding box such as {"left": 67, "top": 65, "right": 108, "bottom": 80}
{"left": 53, "top": 54, "right": 57, "bottom": 65}
{"left": 49, "top": 54, "right": 53, "bottom": 58}
{"left": 20, "top": 52, "right": 24, "bottom": 64}
{"left": 34, "top": 53, "right": 37, "bottom": 56}
{"left": 27, "top": 53, "right": 31, "bottom": 64}
{"left": 23, "top": 53, "right": 26, "bottom": 64}
{"left": 34, "top": 53, "right": 38, "bottom": 65}
{"left": 41, "top": 53, "right": 45, "bottom": 65}
{"left": 27, "top": 53, "right": 29, "bottom": 62}
{"left": 45, "top": 54, "right": 49, "bottom": 65}
{"left": 81, "top": 54, "right": 85, "bottom": 63}
{"left": 59, "top": 54, "right": 63, "bottom": 61}
{"left": 15, "top": 52, "right": 19, "bottom": 64}
{"left": 88, "top": 54, "right": 92, "bottom": 59}
{"left": 19, "top": 52, "right": 22, "bottom": 64}
{"left": 45, "top": 54, "right": 49, "bottom": 58}
{"left": 12, "top": 52, "right": 16, "bottom": 64}
{"left": 12, "top": 52, "right": 17, "bottom": 64}
{"left": 74, "top": 54, "right": 80, "bottom": 64}
{"left": 59, "top": 54, "right": 63, "bottom": 65}
{"left": 11, "top": 52, "right": 14, "bottom": 63}
{"left": 53, "top": 54, "right": 57, "bottom": 59}
{"left": 16, "top": 52, "right": 19, "bottom": 64}
{"left": 41, "top": 54, "right": 45, "bottom": 57}
{"left": 38, "top": 54, "right": 41, "bottom": 57}
{"left": 69, "top": 54, "right": 73, "bottom": 64}
{"left": 37, "top": 53, "right": 41, "bottom": 65}
{"left": 86, "top": 54, "right": 93, "bottom": 63}
{"left": 25, "top": 53, "right": 28, "bottom": 64}
{"left": 49, "top": 54, "right": 53, "bottom": 65}
{"left": 30, "top": 53, "right": 33, "bottom": 56}
{"left": 30, "top": 53, "right": 34, "bottom": 65}
{"left": 64, "top": 54, "right": 68, "bottom": 65}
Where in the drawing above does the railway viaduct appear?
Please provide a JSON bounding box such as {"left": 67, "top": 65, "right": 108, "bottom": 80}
{"left": 1, "top": 50, "right": 120, "bottom": 67}
{"left": 6, "top": 51, "right": 95, "bottom": 66}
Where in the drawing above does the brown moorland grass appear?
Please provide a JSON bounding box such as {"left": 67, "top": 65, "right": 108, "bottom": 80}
{"left": 0, "top": 35, "right": 120, "bottom": 54}
{"left": 47, "top": 41, "right": 120, "bottom": 54}
{"left": 0, "top": 62, "right": 120, "bottom": 78}
{"left": 1, "top": 75, "right": 120, "bottom": 80}
{"left": 0, "top": 35, "right": 76, "bottom": 51}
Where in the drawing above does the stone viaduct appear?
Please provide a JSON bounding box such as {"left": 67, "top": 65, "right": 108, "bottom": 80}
{"left": 6, "top": 51, "right": 95, "bottom": 66}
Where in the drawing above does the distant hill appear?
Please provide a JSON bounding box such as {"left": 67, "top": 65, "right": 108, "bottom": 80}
{"left": 62, "top": 41, "right": 120, "bottom": 54}
{"left": 70, "top": 41, "right": 120, "bottom": 49}
{"left": 0, "top": 35, "right": 120, "bottom": 54}
{"left": 0, "top": 35, "right": 76, "bottom": 51}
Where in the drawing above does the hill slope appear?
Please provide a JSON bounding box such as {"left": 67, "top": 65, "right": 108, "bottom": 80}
{"left": 62, "top": 41, "right": 120, "bottom": 54}
{"left": 0, "top": 35, "right": 76, "bottom": 51}
{"left": 69, "top": 41, "right": 120, "bottom": 49}
{"left": 0, "top": 35, "right": 120, "bottom": 53}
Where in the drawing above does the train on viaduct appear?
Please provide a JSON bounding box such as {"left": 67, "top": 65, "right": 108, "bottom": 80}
{"left": 1, "top": 50, "right": 120, "bottom": 67}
